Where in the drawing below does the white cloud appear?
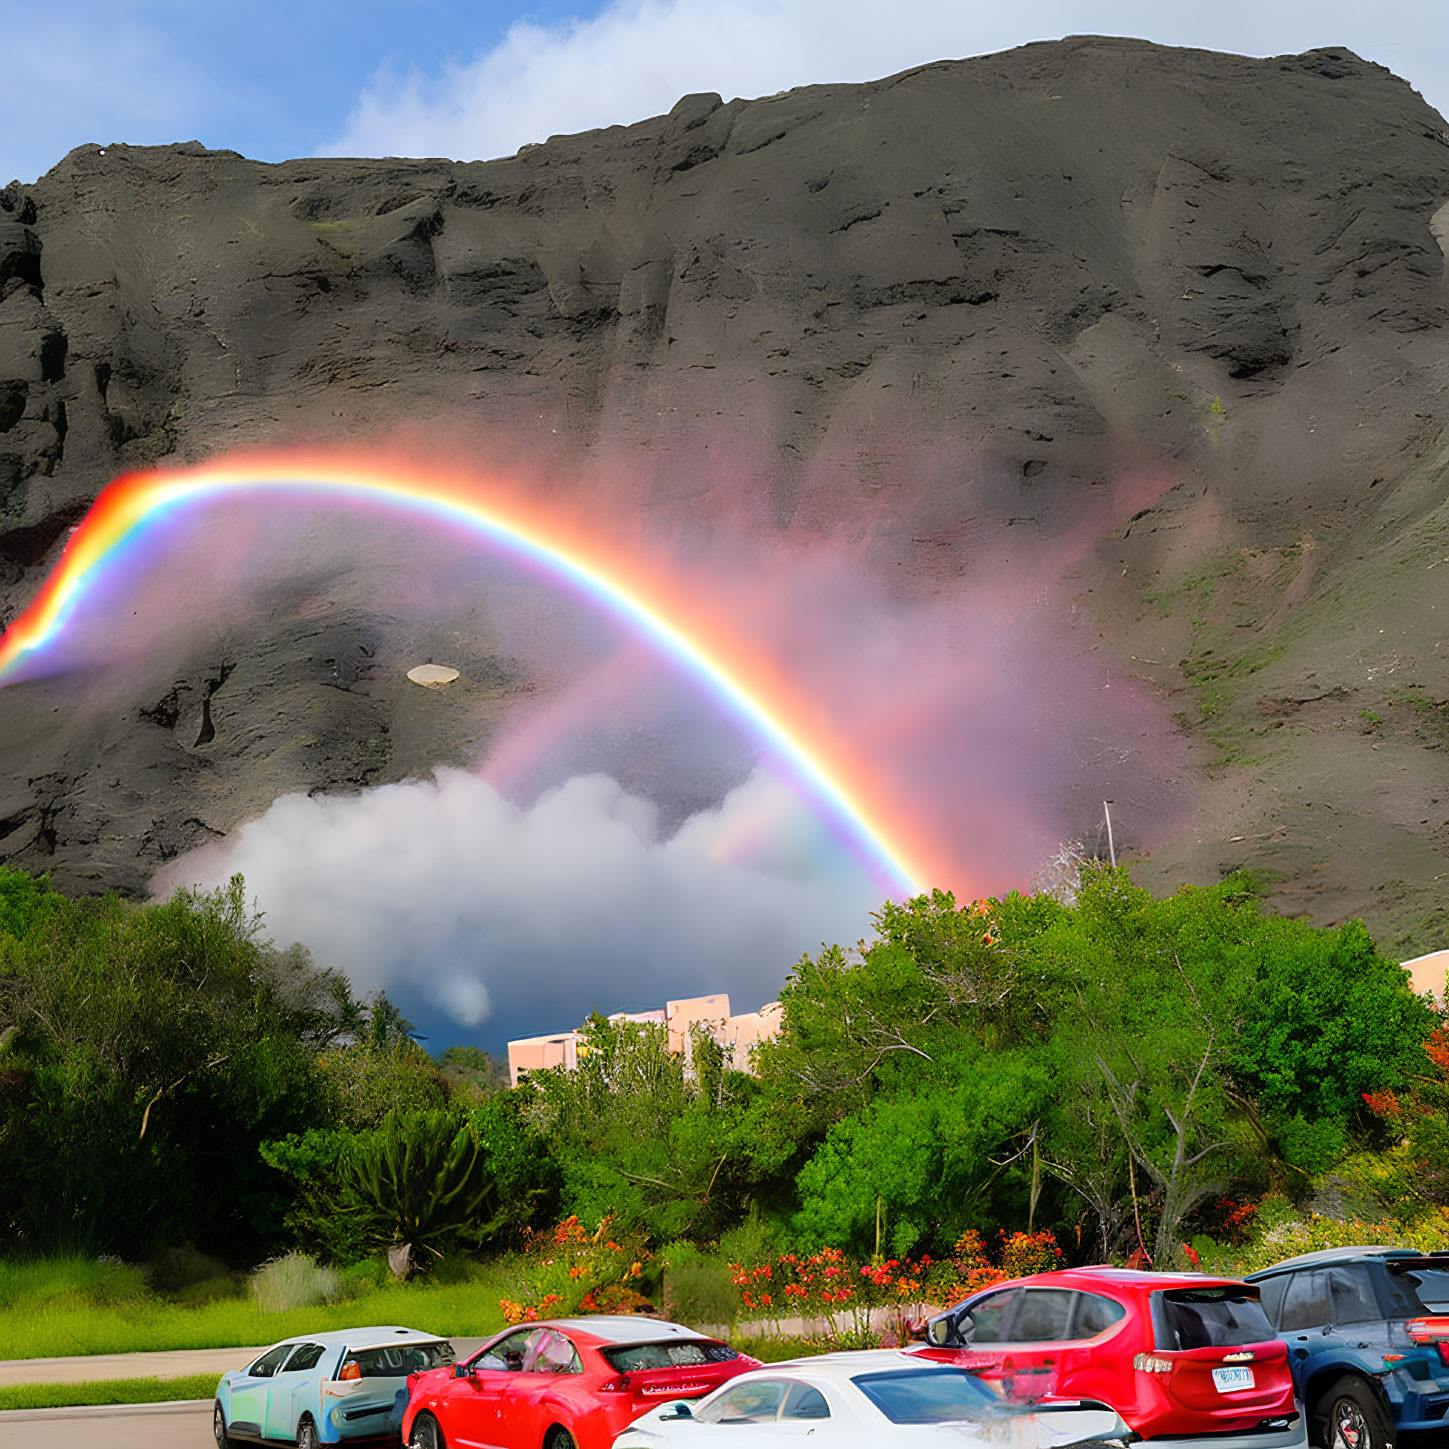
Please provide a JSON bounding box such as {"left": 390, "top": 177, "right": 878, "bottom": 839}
{"left": 324, "top": 0, "right": 1449, "bottom": 164}
{"left": 153, "top": 766, "right": 878, "bottom": 1032}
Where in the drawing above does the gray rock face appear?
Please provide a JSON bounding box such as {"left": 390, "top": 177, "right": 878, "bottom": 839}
{"left": 3, "top": 37, "right": 1449, "bottom": 945}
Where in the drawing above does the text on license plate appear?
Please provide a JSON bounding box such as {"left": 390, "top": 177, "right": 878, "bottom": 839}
{"left": 1212, "top": 1367, "right": 1254, "bottom": 1393}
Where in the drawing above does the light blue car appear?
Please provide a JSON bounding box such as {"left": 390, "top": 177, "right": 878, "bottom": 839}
{"left": 214, "top": 1326, "right": 455, "bottom": 1447}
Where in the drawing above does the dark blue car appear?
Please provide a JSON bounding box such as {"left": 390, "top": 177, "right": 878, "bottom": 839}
{"left": 1245, "top": 1246, "right": 1449, "bottom": 1448}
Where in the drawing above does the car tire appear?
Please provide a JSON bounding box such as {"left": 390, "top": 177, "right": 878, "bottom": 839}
{"left": 410, "top": 1412, "right": 445, "bottom": 1449}
{"left": 296, "top": 1416, "right": 320, "bottom": 1449}
{"left": 214, "top": 1402, "right": 234, "bottom": 1449}
{"left": 546, "top": 1428, "right": 578, "bottom": 1449}
{"left": 1316, "top": 1377, "right": 1394, "bottom": 1449}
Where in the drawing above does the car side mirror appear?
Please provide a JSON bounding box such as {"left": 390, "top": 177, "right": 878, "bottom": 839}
{"left": 926, "top": 1319, "right": 948, "bottom": 1346}
{"left": 453, "top": 1363, "right": 476, "bottom": 1378}
{"left": 660, "top": 1402, "right": 694, "bottom": 1421}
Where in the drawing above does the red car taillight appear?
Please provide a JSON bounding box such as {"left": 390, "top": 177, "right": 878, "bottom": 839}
{"left": 1133, "top": 1353, "right": 1173, "bottom": 1374}
{"left": 1407, "top": 1316, "right": 1449, "bottom": 1344}
{"left": 597, "top": 1375, "right": 633, "bottom": 1394}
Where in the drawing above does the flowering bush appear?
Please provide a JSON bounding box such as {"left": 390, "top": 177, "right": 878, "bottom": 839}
{"left": 729, "top": 1230, "right": 1062, "bottom": 1334}
{"left": 499, "top": 1215, "right": 652, "bottom": 1324}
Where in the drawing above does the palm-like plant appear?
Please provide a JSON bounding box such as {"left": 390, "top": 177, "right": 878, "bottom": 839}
{"left": 343, "top": 1110, "right": 504, "bottom": 1274}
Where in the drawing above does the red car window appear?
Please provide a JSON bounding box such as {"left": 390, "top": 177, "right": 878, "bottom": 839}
{"left": 522, "top": 1328, "right": 581, "bottom": 1374}
{"left": 1069, "top": 1292, "right": 1126, "bottom": 1339}
{"left": 602, "top": 1340, "right": 736, "bottom": 1371}
{"left": 478, "top": 1329, "right": 534, "bottom": 1372}
{"left": 1158, "top": 1288, "right": 1275, "bottom": 1348}
{"left": 961, "top": 1287, "right": 1020, "bottom": 1343}
{"left": 1013, "top": 1289, "right": 1075, "bottom": 1341}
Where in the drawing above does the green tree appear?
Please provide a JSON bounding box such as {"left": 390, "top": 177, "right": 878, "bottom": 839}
{"left": 793, "top": 1054, "right": 1047, "bottom": 1257}
{"left": 527, "top": 1014, "right": 774, "bottom": 1241}
{"left": 0, "top": 872, "right": 378, "bottom": 1257}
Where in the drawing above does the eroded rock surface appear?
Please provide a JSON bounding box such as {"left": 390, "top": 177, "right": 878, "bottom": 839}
{"left": 3, "top": 37, "right": 1449, "bottom": 947}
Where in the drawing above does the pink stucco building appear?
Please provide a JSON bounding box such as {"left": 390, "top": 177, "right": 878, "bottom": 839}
{"left": 506, "top": 993, "right": 782, "bottom": 1087}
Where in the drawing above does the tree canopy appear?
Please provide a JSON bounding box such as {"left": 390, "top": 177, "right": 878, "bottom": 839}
{"left": 0, "top": 861, "right": 1434, "bottom": 1268}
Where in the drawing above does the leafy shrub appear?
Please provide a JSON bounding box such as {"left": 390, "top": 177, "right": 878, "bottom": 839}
{"left": 250, "top": 1252, "right": 344, "bottom": 1313}
{"left": 733, "top": 1333, "right": 869, "bottom": 1362}
{"left": 664, "top": 1253, "right": 739, "bottom": 1327}
{"left": 499, "top": 1216, "right": 650, "bottom": 1324}
{"left": 1234, "top": 1215, "right": 1449, "bottom": 1275}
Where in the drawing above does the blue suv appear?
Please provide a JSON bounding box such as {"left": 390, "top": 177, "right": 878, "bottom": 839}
{"left": 1245, "top": 1246, "right": 1449, "bottom": 1448}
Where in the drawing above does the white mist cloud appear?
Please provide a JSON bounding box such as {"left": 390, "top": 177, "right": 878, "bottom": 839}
{"left": 154, "top": 766, "right": 878, "bottom": 1032}
{"left": 323, "top": 0, "right": 1448, "bottom": 164}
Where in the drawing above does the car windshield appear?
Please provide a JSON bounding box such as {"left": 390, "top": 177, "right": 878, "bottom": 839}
{"left": 1159, "top": 1289, "right": 1273, "bottom": 1349}
{"left": 347, "top": 1342, "right": 454, "bottom": 1378}
{"left": 852, "top": 1369, "right": 1000, "bottom": 1424}
{"left": 603, "top": 1341, "right": 737, "bottom": 1372}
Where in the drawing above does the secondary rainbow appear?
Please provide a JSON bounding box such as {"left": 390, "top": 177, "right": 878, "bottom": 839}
{"left": 0, "top": 457, "right": 933, "bottom": 893}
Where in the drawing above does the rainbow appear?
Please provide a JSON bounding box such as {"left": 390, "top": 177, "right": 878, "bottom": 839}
{"left": 0, "top": 456, "right": 935, "bottom": 893}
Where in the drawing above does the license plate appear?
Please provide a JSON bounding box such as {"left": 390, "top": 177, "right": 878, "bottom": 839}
{"left": 1212, "top": 1367, "right": 1254, "bottom": 1392}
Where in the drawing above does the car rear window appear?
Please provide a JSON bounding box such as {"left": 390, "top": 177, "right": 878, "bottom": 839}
{"left": 1157, "top": 1288, "right": 1273, "bottom": 1350}
{"left": 349, "top": 1342, "right": 454, "bottom": 1378}
{"left": 1388, "top": 1267, "right": 1449, "bottom": 1315}
{"left": 852, "top": 1368, "right": 1000, "bottom": 1424}
{"left": 603, "top": 1340, "right": 738, "bottom": 1372}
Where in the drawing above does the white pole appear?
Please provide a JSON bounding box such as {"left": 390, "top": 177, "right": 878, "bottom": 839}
{"left": 1103, "top": 800, "right": 1117, "bottom": 868}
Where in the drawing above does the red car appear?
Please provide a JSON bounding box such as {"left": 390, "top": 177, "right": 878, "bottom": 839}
{"left": 916, "top": 1267, "right": 1307, "bottom": 1449}
{"left": 401, "top": 1315, "right": 761, "bottom": 1449}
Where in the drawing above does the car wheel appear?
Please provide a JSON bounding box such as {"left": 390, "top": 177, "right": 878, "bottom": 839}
{"left": 214, "top": 1402, "right": 233, "bottom": 1449}
{"left": 296, "top": 1416, "right": 320, "bottom": 1449}
{"left": 546, "top": 1428, "right": 578, "bottom": 1449}
{"left": 1317, "top": 1377, "right": 1393, "bottom": 1449}
{"left": 410, "top": 1412, "right": 445, "bottom": 1449}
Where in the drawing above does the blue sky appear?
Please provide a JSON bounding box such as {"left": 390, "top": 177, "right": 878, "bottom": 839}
{"left": 6, "top": 1, "right": 1448, "bottom": 186}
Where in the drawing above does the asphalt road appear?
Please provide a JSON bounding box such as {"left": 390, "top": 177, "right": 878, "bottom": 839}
{"left": 0, "top": 1346, "right": 260, "bottom": 1387}
{"left": 0, "top": 1338, "right": 493, "bottom": 1446}
{"left": 0, "top": 1400, "right": 212, "bottom": 1446}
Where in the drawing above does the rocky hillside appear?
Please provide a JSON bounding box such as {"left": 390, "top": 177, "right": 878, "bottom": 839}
{"left": 3, "top": 36, "right": 1449, "bottom": 950}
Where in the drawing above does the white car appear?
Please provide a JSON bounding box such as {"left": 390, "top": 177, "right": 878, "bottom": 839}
{"left": 612, "top": 1350, "right": 1132, "bottom": 1449}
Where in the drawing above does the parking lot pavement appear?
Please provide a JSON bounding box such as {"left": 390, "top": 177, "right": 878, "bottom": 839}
{"left": 0, "top": 1400, "right": 211, "bottom": 1446}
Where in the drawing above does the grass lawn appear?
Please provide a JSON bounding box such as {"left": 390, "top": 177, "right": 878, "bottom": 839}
{"left": 0, "top": 1256, "right": 514, "bottom": 1361}
{"left": 0, "top": 1372, "right": 219, "bottom": 1411}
